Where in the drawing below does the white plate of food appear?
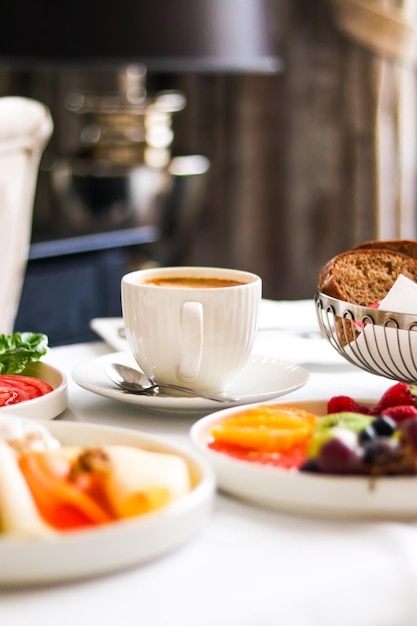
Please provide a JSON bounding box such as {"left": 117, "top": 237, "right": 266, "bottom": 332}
{"left": 0, "top": 418, "right": 215, "bottom": 586}
{"left": 0, "top": 361, "right": 67, "bottom": 420}
{"left": 190, "top": 398, "right": 417, "bottom": 520}
{"left": 71, "top": 351, "right": 309, "bottom": 415}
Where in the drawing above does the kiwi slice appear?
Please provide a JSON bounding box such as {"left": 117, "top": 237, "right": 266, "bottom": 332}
{"left": 316, "top": 412, "right": 373, "bottom": 432}
{"left": 308, "top": 425, "right": 359, "bottom": 458}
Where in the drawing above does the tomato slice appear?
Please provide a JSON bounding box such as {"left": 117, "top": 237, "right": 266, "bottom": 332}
{"left": 0, "top": 375, "right": 53, "bottom": 406}
{"left": 0, "top": 390, "right": 21, "bottom": 405}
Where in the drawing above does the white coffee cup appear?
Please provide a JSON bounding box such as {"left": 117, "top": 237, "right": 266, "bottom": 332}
{"left": 121, "top": 266, "right": 262, "bottom": 393}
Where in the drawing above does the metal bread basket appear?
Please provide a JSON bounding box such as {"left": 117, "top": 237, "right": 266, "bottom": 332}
{"left": 315, "top": 291, "right": 417, "bottom": 383}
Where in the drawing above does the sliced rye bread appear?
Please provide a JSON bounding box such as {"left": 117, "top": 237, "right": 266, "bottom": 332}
{"left": 318, "top": 248, "right": 417, "bottom": 305}
{"left": 354, "top": 239, "right": 417, "bottom": 261}
{"left": 318, "top": 248, "right": 417, "bottom": 346}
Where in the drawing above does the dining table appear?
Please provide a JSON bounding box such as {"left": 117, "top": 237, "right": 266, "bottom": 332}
{"left": 2, "top": 298, "right": 417, "bottom": 626}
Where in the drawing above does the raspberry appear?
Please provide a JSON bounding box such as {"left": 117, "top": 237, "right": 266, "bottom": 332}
{"left": 369, "top": 383, "right": 417, "bottom": 416}
{"left": 380, "top": 405, "right": 417, "bottom": 424}
{"left": 327, "top": 395, "right": 370, "bottom": 415}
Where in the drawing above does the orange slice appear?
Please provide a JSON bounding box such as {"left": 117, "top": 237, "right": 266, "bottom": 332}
{"left": 210, "top": 405, "right": 318, "bottom": 453}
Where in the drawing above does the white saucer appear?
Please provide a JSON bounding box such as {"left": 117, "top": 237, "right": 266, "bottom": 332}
{"left": 0, "top": 420, "right": 215, "bottom": 586}
{"left": 72, "top": 351, "right": 309, "bottom": 415}
{"left": 190, "top": 399, "right": 417, "bottom": 520}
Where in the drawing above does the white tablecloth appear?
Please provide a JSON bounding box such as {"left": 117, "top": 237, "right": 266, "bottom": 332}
{"left": 2, "top": 300, "right": 417, "bottom": 626}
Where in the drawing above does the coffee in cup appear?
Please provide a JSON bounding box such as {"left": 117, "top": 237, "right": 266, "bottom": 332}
{"left": 121, "top": 266, "right": 262, "bottom": 393}
{"left": 141, "top": 276, "right": 245, "bottom": 289}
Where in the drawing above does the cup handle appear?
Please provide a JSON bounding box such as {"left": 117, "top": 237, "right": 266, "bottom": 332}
{"left": 179, "top": 302, "right": 203, "bottom": 382}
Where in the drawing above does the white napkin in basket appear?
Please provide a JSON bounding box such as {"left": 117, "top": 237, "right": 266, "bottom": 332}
{"left": 348, "top": 275, "right": 417, "bottom": 377}
{"left": 379, "top": 274, "right": 417, "bottom": 314}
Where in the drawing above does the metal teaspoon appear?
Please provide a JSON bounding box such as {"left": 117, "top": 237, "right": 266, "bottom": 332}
{"left": 105, "top": 362, "right": 239, "bottom": 403}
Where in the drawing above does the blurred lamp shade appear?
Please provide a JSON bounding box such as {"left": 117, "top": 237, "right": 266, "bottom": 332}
{"left": 0, "top": 0, "right": 281, "bottom": 73}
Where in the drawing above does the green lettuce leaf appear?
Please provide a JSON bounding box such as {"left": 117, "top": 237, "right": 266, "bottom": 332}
{"left": 0, "top": 333, "right": 49, "bottom": 374}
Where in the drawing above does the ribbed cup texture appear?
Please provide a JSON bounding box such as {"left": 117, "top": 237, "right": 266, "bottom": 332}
{"left": 122, "top": 270, "right": 261, "bottom": 392}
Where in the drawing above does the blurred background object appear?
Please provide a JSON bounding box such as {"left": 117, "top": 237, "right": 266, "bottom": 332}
{"left": 330, "top": 0, "right": 417, "bottom": 243}
{"left": 0, "top": 0, "right": 281, "bottom": 344}
{"left": 0, "top": 97, "right": 52, "bottom": 333}
{"left": 1, "top": 0, "right": 416, "bottom": 345}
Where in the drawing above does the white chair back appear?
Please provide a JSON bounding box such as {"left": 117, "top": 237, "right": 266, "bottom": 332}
{"left": 0, "top": 97, "right": 53, "bottom": 334}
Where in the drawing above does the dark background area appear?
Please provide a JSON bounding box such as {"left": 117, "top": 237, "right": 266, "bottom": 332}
{"left": 0, "top": 0, "right": 389, "bottom": 343}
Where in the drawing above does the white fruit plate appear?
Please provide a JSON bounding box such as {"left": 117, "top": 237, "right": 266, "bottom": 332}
{"left": 0, "top": 420, "right": 215, "bottom": 586}
{"left": 190, "top": 398, "right": 417, "bottom": 521}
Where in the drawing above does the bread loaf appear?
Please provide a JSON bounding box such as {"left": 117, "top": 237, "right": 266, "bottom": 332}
{"left": 318, "top": 248, "right": 417, "bottom": 305}
{"left": 354, "top": 239, "right": 417, "bottom": 261}
{"left": 318, "top": 240, "right": 417, "bottom": 346}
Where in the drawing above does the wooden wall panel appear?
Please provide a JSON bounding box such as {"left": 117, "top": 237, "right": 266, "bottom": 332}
{"left": 175, "top": 0, "right": 383, "bottom": 298}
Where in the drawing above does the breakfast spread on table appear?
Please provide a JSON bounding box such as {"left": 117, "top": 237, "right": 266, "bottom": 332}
{"left": 4, "top": 243, "right": 417, "bottom": 578}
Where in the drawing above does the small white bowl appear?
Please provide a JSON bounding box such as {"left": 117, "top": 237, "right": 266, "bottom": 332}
{"left": 0, "top": 361, "right": 68, "bottom": 420}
